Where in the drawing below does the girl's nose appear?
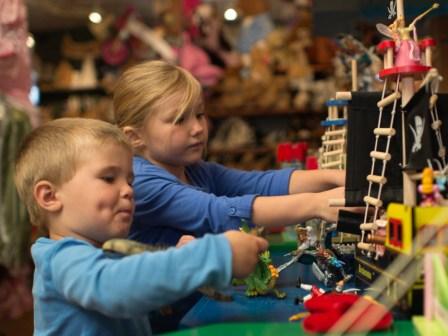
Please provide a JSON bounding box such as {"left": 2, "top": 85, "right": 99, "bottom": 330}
{"left": 190, "top": 118, "right": 204, "bottom": 135}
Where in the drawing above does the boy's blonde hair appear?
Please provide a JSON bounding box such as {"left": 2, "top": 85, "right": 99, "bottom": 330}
{"left": 113, "top": 60, "right": 202, "bottom": 130}
{"left": 14, "top": 118, "right": 131, "bottom": 228}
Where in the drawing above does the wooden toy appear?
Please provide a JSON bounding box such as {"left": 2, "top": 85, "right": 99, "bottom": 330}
{"left": 333, "top": 0, "right": 447, "bottom": 314}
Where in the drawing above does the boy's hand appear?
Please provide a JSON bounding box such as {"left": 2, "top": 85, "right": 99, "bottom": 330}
{"left": 224, "top": 230, "right": 268, "bottom": 279}
{"left": 176, "top": 235, "right": 196, "bottom": 248}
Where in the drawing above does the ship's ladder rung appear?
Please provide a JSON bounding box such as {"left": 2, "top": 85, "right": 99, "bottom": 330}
{"left": 367, "top": 234, "right": 386, "bottom": 244}
{"left": 432, "top": 120, "right": 442, "bottom": 130}
{"left": 370, "top": 151, "right": 391, "bottom": 161}
{"left": 430, "top": 94, "right": 438, "bottom": 109}
{"left": 321, "top": 160, "right": 343, "bottom": 169}
{"left": 367, "top": 174, "right": 387, "bottom": 185}
{"left": 377, "top": 92, "right": 401, "bottom": 108}
{"left": 363, "top": 196, "right": 383, "bottom": 207}
{"left": 323, "top": 139, "right": 345, "bottom": 145}
{"left": 323, "top": 149, "right": 343, "bottom": 157}
{"left": 360, "top": 222, "right": 377, "bottom": 231}
{"left": 375, "top": 219, "right": 387, "bottom": 228}
{"left": 357, "top": 242, "right": 376, "bottom": 252}
{"left": 373, "top": 128, "right": 396, "bottom": 136}
{"left": 325, "top": 129, "right": 346, "bottom": 136}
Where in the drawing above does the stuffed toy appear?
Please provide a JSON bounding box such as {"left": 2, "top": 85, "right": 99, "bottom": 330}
{"left": 236, "top": 0, "right": 274, "bottom": 54}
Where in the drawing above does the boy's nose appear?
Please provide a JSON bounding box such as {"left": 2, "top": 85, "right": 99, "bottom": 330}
{"left": 122, "top": 183, "right": 134, "bottom": 200}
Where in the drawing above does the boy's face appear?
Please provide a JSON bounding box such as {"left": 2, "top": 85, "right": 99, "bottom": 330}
{"left": 54, "top": 142, "right": 134, "bottom": 245}
{"left": 140, "top": 93, "right": 208, "bottom": 170}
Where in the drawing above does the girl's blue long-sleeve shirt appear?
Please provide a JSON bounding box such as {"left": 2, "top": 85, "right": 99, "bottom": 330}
{"left": 130, "top": 157, "right": 294, "bottom": 245}
{"left": 31, "top": 235, "right": 232, "bottom": 336}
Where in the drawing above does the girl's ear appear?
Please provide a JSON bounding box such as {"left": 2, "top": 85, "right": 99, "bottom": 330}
{"left": 122, "top": 126, "right": 145, "bottom": 149}
{"left": 34, "top": 181, "right": 62, "bottom": 213}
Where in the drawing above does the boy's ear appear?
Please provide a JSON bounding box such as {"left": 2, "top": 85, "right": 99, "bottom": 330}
{"left": 34, "top": 181, "right": 62, "bottom": 213}
{"left": 122, "top": 126, "right": 144, "bottom": 149}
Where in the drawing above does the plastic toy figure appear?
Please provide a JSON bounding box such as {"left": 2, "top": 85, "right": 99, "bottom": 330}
{"left": 293, "top": 277, "right": 359, "bottom": 306}
{"left": 418, "top": 167, "right": 443, "bottom": 207}
{"left": 376, "top": 3, "right": 439, "bottom": 69}
{"left": 294, "top": 225, "right": 315, "bottom": 255}
{"left": 294, "top": 278, "right": 325, "bottom": 305}
{"left": 236, "top": 221, "right": 286, "bottom": 299}
{"left": 242, "top": 250, "right": 286, "bottom": 299}
{"left": 311, "top": 248, "right": 352, "bottom": 290}
{"left": 276, "top": 224, "right": 319, "bottom": 274}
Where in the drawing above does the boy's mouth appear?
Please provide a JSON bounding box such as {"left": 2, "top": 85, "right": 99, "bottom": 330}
{"left": 188, "top": 142, "right": 204, "bottom": 149}
{"left": 117, "top": 207, "right": 134, "bottom": 216}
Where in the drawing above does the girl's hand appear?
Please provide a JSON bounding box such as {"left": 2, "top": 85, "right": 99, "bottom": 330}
{"left": 315, "top": 186, "right": 364, "bottom": 223}
{"left": 176, "top": 235, "right": 196, "bottom": 248}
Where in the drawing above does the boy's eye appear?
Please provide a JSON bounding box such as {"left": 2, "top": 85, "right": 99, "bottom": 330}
{"left": 101, "top": 176, "right": 115, "bottom": 183}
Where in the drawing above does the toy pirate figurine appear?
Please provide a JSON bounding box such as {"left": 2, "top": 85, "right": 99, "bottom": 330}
{"left": 418, "top": 167, "right": 443, "bottom": 207}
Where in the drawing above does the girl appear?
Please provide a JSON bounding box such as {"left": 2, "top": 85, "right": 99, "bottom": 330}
{"left": 114, "top": 60, "right": 346, "bottom": 246}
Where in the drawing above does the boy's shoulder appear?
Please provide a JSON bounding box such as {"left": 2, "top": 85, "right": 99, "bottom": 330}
{"left": 32, "top": 236, "right": 93, "bottom": 249}
{"left": 31, "top": 237, "right": 97, "bottom": 266}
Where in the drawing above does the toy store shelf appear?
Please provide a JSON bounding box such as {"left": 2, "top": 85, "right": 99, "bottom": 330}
{"left": 206, "top": 104, "right": 325, "bottom": 119}
{"left": 39, "top": 86, "right": 108, "bottom": 105}
{"left": 168, "top": 320, "right": 417, "bottom": 336}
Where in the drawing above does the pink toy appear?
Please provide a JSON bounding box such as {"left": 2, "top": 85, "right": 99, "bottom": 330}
{"left": 376, "top": 3, "right": 439, "bottom": 80}
{"left": 175, "top": 34, "right": 223, "bottom": 87}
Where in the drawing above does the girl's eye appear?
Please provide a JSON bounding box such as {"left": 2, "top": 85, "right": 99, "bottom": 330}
{"left": 175, "top": 116, "right": 185, "bottom": 125}
{"left": 196, "top": 112, "right": 205, "bottom": 119}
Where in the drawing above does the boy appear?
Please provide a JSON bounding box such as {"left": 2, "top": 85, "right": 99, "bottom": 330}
{"left": 15, "top": 118, "right": 268, "bottom": 335}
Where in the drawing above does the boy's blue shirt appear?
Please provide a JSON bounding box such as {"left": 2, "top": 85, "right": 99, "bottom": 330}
{"left": 31, "top": 235, "right": 232, "bottom": 336}
{"left": 130, "top": 157, "right": 294, "bottom": 245}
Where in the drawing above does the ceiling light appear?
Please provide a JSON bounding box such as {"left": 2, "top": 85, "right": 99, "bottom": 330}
{"left": 224, "top": 8, "right": 238, "bottom": 21}
{"left": 89, "top": 11, "right": 102, "bottom": 24}
{"left": 26, "top": 34, "right": 35, "bottom": 48}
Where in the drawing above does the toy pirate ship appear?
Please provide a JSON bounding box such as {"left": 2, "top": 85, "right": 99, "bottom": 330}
{"left": 333, "top": 0, "right": 448, "bottom": 314}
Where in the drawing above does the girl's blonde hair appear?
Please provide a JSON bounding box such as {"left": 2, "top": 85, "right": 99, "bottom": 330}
{"left": 14, "top": 118, "right": 131, "bottom": 228}
{"left": 113, "top": 60, "right": 202, "bottom": 130}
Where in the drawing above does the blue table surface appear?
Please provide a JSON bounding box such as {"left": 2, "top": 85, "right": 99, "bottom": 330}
{"left": 180, "top": 252, "right": 349, "bottom": 328}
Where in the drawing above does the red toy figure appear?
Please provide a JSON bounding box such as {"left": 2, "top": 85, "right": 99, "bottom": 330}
{"left": 294, "top": 278, "right": 325, "bottom": 305}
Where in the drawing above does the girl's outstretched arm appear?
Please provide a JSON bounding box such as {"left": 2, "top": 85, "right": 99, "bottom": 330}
{"left": 288, "top": 170, "right": 346, "bottom": 194}
{"left": 252, "top": 186, "right": 348, "bottom": 227}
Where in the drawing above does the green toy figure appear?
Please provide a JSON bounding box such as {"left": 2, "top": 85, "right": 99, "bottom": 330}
{"left": 243, "top": 250, "right": 286, "bottom": 299}
{"left": 236, "top": 220, "right": 285, "bottom": 299}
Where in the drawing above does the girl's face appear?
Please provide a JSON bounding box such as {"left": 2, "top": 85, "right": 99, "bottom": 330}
{"left": 139, "top": 93, "right": 208, "bottom": 175}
